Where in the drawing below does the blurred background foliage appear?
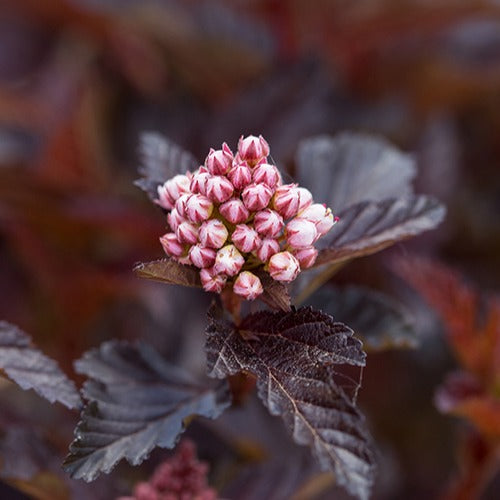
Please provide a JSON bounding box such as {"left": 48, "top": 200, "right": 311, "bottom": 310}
{"left": 0, "top": 0, "right": 499, "bottom": 498}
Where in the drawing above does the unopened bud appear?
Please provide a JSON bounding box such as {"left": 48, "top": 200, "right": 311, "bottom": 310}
{"left": 164, "top": 174, "right": 191, "bottom": 203}
{"left": 175, "top": 193, "right": 190, "bottom": 218}
{"left": 206, "top": 175, "right": 234, "bottom": 203}
{"left": 160, "top": 233, "right": 185, "bottom": 257}
{"left": 242, "top": 183, "right": 273, "bottom": 211}
{"left": 300, "top": 203, "right": 336, "bottom": 237}
{"left": 176, "top": 221, "right": 199, "bottom": 245}
{"left": 231, "top": 224, "right": 261, "bottom": 253}
{"left": 286, "top": 218, "right": 318, "bottom": 248}
{"left": 272, "top": 184, "right": 300, "bottom": 219}
{"left": 233, "top": 271, "right": 263, "bottom": 300}
{"left": 199, "top": 219, "right": 228, "bottom": 249}
{"left": 156, "top": 183, "right": 175, "bottom": 210}
{"left": 189, "top": 244, "right": 216, "bottom": 268}
{"left": 227, "top": 162, "right": 252, "bottom": 190}
{"left": 214, "top": 245, "right": 245, "bottom": 276}
{"left": 200, "top": 267, "right": 227, "bottom": 293}
{"left": 219, "top": 198, "right": 249, "bottom": 224}
{"left": 253, "top": 163, "right": 281, "bottom": 188}
{"left": 238, "top": 135, "right": 270, "bottom": 165}
{"left": 190, "top": 168, "right": 211, "bottom": 195}
{"left": 167, "top": 208, "right": 183, "bottom": 232}
{"left": 254, "top": 209, "right": 284, "bottom": 238}
{"left": 256, "top": 238, "right": 280, "bottom": 262}
{"left": 297, "top": 187, "right": 313, "bottom": 212}
{"left": 186, "top": 194, "right": 213, "bottom": 223}
{"left": 292, "top": 246, "right": 318, "bottom": 269}
{"left": 205, "top": 143, "right": 233, "bottom": 175}
{"left": 268, "top": 251, "right": 300, "bottom": 282}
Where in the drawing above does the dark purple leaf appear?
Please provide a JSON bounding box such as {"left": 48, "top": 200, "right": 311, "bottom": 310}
{"left": 63, "top": 341, "right": 230, "bottom": 481}
{"left": 309, "top": 286, "right": 417, "bottom": 351}
{"left": 133, "top": 258, "right": 201, "bottom": 287}
{"left": 0, "top": 322, "right": 81, "bottom": 410}
{"left": 295, "top": 133, "right": 416, "bottom": 212}
{"left": 206, "top": 306, "right": 376, "bottom": 500}
{"left": 135, "top": 132, "right": 198, "bottom": 201}
{"left": 315, "top": 195, "right": 446, "bottom": 266}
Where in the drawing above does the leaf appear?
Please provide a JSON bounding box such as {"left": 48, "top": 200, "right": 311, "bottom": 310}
{"left": 0, "top": 322, "right": 81, "bottom": 409}
{"left": 309, "top": 286, "right": 417, "bottom": 351}
{"left": 255, "top": 270, "right": 291, "bottom": 312}
{"left": 133, "top": 258, "right": 201, "bottom": 287}
{"left": 206, "top": 306, "right": 376, "bottom": 500}
{"left": 135, "top": 132, "right": 199, "bottom": 201}
{"left": 295, "top": 133, "right": 416, "bottom": 212}
{"left": 63, "top": 341, "right": 231, "bottom": 481}
{"left": 315, "top": 195, "right": 446, "bottom": 267}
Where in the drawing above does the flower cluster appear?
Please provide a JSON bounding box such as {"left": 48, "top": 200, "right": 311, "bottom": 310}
{"left": 156, "top": 135, "right": 337, "bottom": 300}
{"left": 117, "top": 440, "right": 216, "bottom": 500}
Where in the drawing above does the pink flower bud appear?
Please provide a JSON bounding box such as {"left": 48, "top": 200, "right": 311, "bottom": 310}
{"left": 272, "top": 184, "right": 300, "bottom": 219}
{"left": 199, "top": 220, "right": 228, "bottom": 249}
{"left": 233, "top": 271, "right": 264, "bottom": 300}
{"left": 175, "top": 193, "right": 190, "bottom": 218}
{"left": 242, "top": 183, "right": 273, "bottom": 211}
{"left": 238, "top": 135, "right": 270, "bottom": 165}
{"left": 285, "top": 218, "right": 318, "bottom": 248}
{"left": 214, "top": 245, "right": 245, "bottom": 277}
{"left": 231, "top": 224, "right": 261, "bottom": 253}
{"left": 256, "top": 238, "right": 280, "bottom": 262}
{"left": 190, "top": 168, "right": 211, "bottom": 195}
{"left": 176, "top": 221, "right": 199, "bottom": 245}
{"left": 227, "top": 162, "right": 252, "bottom": 190}
{"left": 167, "top": 208, "right": 183, "bottom": 232}
{"left": 219, "top": 198, "right": 249, "bottom": 224}
{"left": 160, "top": 233, "right": 185, "bottom": 257}
{"left": 189, "top": 245, "right": 216, "bottom": 268}
{"left": 156, "top": 183, "right": 175, "bottom": 210}
{"left": 297, "top": 187, "right": 313, "bottom": 211}
{"left": 252, "top": 163, "right": 281, "bottom": 188}
{"left": 300, "top": 203, "right": 336, "bottom": 237}
{"left": 205, "top": 143, "right": 233, "bottom": 175}
{"left": 268, "top": 251, "right": 300, "bottom": 282}
{"left": 185, "top": 194, "right": 213, "bottom": 223}
{"left": 292, "top": 246, "right": 318, "bottom": 269}
{"left": 164, "top": 174, "right": 192, "bottom": 202}
{"left": 254, "top": 209, "right": 284, "bottom": 238}
{"left": 206, "top": 175, "right": 234, "bottom": 203}
{"left": 200, "top": 266, "right": 227, "bottom": 293}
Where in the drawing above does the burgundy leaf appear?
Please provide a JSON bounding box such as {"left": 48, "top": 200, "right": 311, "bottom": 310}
{"left": 63, "top": 341, "right": 230, "bottom": 481}
{"left": 315, "top": 195, "right": 446, "bottom": 266}
{"left": 0, "top": 321, "right": 81, "bottom": 410}
{"left": 295, "top": 133, "right": 416, "bottom": 212}
{"left": 135, "top": 132, "right": 198, "bottom": 202}
{"left": 133, "top": 258, "right": 201, "bottom": 287}
{"left": 205, "top": 306, "right": 376, "bottom": 500}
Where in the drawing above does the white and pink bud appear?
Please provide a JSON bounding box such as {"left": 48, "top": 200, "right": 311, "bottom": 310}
{"left": 219, "top": 198, "right": 249, "bottom": 224}
{"left": 268, "top": 251, "right": 300, "bottom": 282}
{"left": 214, "top": 245, "right": 245, "bottom": 277}
{"left": 190, "top": 168, "right": 211, "bottom": 195}
{"left": 297, "top": 187, "right": 313, "bottom": 212}
{"left": 205, "top": 143, "right": 233, "bottom": 175}
{"left": 299, "top": 203, "right": 336, "bottom": 237}
{"left": 256, "top": 238, "right": 280, "bottom": 262}
{"left": 189, "top": 244, "right": 216, "bottom": 268}
{"left": 233, "top": 271, "right": 263, "bottom": 301}
{"left": 254, "top": 209, "right": 284, "bottom": 238}
{"left": 175, "top": 193, "right": 190, "bottom": 218}
{"left": 167, "top": 208, "right": 184, "bottom": 232}
{"left": 156, "top": 183, "right": 175, "bottom": 210}
{"left": 164, "top": 174, "right": 192, "bottom": 203}
{"left": 206, "top": 175, "right": 234, "bottom": 203}
{"left": 199, "top": 219, "right": 228, "bottom": 249}
{"left": 242, "top": 183, "right": 273, "bottom": 211}
{"left": 231, "top": 224, "right": 261, "bottom": 253}
{"left": 238, "top": 135, "right": 270, "bottom": 165}
{"left": 160, "top": 233, "right": 185, "bottom": 257}
{"left": 252, "top": 163, "right": 281, "bottom": 188}
{"left": 176, "top": 221, "right": 199, "bottom": 245}
{"left": 272, "top": 184, "right": 300, "bottom": 219}
{"left": 227, "top": 162, "right": 252, "bottom": 190}
{"left": 285, "top": 218, "right": 318, "bottom": 249}
{"left": 200, "top": 267, "right": 227, "bottom": 293}
{"left": 292, "top": 246, "right": 318, "bottom": 269}
{"left": 186, "top": 194, "right": 213, "bottom": 223}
